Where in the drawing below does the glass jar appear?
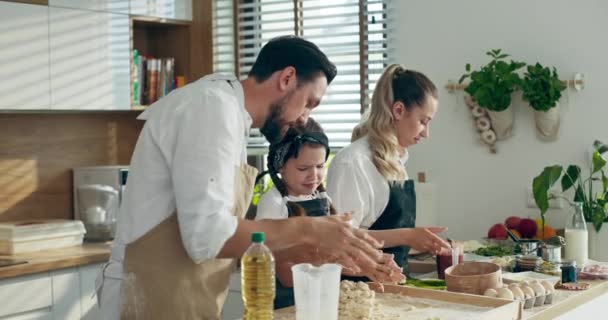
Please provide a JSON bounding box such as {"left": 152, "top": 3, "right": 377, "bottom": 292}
{"left": 535, "top": 260, "right": 562, "bottom": 278}
{"left": 561, "top": 259, "right": 577, "bottom": 284}
{"left": 515, "top": 255, "right": 543, "bottom": 272}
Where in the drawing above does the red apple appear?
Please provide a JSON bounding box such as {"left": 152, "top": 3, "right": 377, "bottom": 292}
{"left": 505, "top": 216, "right": 522, "bottom": 230}
{"left": 518, "top": 218, "right": 538, "bottom": 239}
{"left": 488, "top": 223, "right": 508, "bottom": 240}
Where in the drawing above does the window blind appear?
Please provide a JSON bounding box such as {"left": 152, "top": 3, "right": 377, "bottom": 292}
{"left": 213, "top": 0, "right": 390, "bottom": 148}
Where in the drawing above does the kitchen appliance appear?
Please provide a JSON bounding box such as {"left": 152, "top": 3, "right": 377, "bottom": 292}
{"left": 73, "top": 166, "right": 128, "bottom": 241}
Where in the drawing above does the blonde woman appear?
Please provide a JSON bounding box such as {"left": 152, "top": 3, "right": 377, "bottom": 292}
{"left": 327, "top": 64, "right": 449, "bottom": 277}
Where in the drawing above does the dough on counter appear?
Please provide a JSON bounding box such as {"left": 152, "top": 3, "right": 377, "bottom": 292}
{"left": 339, "top": 281, "right": 376, "bottom": 320}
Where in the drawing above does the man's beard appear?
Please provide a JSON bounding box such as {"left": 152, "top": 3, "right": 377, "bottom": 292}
{"left": 260, "top": 92, "right": 292, "bottom": 144}
{"left": 260, "top": 103, "right": 285, "bottom": 145}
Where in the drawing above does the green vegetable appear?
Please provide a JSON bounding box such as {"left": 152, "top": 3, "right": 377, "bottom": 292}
{"left": 402, "top": 278, "right": 446, "bottom": 290}
{"left": 474, "top": 245, "right": 514, "bottom": 257}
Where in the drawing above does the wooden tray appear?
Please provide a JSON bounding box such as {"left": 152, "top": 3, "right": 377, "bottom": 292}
{"left": 275, "top": 284, "right": 522, "bottom": 320}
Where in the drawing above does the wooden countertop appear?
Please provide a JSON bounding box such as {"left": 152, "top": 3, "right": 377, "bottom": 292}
{"left": 0, "top": 243, "right": 110, "bottom": 279}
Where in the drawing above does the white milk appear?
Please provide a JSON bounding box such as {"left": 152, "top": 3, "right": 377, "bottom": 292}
{"left": 565, "top": 228, "right": 588, "bottom": 266}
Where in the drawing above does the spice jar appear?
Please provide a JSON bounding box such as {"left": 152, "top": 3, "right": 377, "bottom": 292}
{"left": 535, "top": 260, "right": 562, "bottom": 277}
{"left": 560, "top": 259, "right": 577, "bottom": 284}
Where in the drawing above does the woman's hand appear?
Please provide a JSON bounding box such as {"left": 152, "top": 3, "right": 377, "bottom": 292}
{"left": 404, "top": 227, "right": 450, "bottom": 254}
{"left": 342, "top": 253, "right": 405, "bottom": 284}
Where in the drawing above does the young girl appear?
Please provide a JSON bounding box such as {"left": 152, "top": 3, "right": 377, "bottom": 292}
{"left": 255, "top": 118, "right": 403, "bottom": 309}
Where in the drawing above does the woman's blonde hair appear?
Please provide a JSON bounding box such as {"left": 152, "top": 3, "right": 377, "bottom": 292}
{"left": 352, "top": 64, "right": 438, "bottom": 182}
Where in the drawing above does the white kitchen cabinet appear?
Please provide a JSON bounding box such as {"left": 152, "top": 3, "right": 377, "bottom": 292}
{"left": 50, "top": 268, "right": 81, "bottom": 320}
{"left": 130, "top": 0, "right": 192, "bottom": 21}
{"left": 0, "top": 263, "right": 104, "bottom": 320}
{"left": 49, "top": 0, "right": 129, "bottom": 14}
{"left": 0, "top": 2, "right": 51, "bottom": 110}
{"left": 49, "top": 7, "right": 130, "bottom": 110}
{"left": 0, "top": 273, "right": 53, "bottom": 318}
{"left": 79, "top": 263, "right": 104, "bottom": 320}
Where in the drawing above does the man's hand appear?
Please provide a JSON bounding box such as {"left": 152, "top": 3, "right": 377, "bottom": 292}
{"left": 302, "top": 214, "right": 385, "bottom": 273}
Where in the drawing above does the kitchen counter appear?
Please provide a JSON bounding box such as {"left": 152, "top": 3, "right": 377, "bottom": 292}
{"left": 0, "top": 242, "right": 110, "bottom": 279}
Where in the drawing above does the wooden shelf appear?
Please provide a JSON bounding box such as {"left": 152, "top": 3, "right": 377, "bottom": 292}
{"left": 130, "top": 0, "right": 213, "bottom": 108}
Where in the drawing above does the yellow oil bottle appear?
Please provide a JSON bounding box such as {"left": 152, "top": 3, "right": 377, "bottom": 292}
{"left": 241, "top": 232, "right": 275, "bottom": 319}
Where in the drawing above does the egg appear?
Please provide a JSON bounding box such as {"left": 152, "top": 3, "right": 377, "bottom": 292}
{"left": 521, "top": 280, "right": 530, "bottom": 286}
{"left": 510, "top": 286, "right": 525, "bottom": 301}
{"left": 496, "top": 287, "right": 515, "bottom": 300}
{"left": 541, "top": 280, "right": 555, "bottom": 293}
{"left": 521, "top": 286, "right": 536, "bottom": 298}
{"left": 531, "top": 282, "right": 546, "bottom": 296}
{"left": 508, "top": 283, "right": 520, "bottom": 290}
{"left": 484, "top": 288, "right": 498, "bottom": 298}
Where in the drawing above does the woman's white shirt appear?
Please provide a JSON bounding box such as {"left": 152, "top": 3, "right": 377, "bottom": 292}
{"left": 326, "top": 136, "right": 408, "bottom": 229}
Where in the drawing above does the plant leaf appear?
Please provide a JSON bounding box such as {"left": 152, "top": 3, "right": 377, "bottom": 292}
{"left": 533, "top": 165, "right": 562, "bottom": 216}
{"left": 561, "top": 165, "right": 581, "bottom": 192}
{"left": 592, "top": 204, "right": 605, "bottom": 232}
{"left": 592, "top": 151, "right": 607, "bottom": 173}
{"left": 574, "top": 185, "right": 585, "bottom": 203}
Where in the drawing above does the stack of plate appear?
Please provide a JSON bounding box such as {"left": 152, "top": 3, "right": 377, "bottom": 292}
{"left": 0, "top": 220, "right": 86, "bottom": 255}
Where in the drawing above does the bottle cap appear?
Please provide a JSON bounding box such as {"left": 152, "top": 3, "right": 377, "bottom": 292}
{"left": 252, "top": 232, "right": 265, "bottom": 243}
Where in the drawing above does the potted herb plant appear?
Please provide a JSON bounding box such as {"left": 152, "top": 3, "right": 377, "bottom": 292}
{"left": 532, "top": 140, "right": 608, "bottom": 260}
{"left": 521, "top": 63, "right": 566, "bottom": 141}
{"left": 459, "top": 49, "right": 526, "bottom": 140}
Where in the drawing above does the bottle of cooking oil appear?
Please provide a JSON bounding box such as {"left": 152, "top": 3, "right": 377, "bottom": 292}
{"left": 241, "top": 232, "right": 275, "bottom": 319}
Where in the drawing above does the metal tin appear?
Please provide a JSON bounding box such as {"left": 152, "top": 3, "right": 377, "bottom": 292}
{"left": 517, "top": 239, "right": 540, "bottom": 256}
{"left": 541, "top": 244, "right": 562, "bottom": 262}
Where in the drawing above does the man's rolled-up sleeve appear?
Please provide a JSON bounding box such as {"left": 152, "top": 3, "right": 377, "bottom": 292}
{"left": 171, "top": 92, "right": 242, "bottom": 263}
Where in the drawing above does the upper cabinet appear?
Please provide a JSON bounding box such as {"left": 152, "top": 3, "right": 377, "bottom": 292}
{"left": 0, "top": 2, "right": 51, "bottom": 110}
{"left": 49, "top": 0, "right": 129, "bottom": 14}
{"left": 130, "top": 0, "right": 192, "bottom": 21}
{"left": 49, "top": 7, "right": 130, "bottom": 110}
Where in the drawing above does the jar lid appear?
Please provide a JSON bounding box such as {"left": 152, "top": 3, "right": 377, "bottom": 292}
{"left": 559, "top": 259, "right": 577, "bottom": 267}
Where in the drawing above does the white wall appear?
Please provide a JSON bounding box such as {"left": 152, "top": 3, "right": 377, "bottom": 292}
{"left": 392, "top": 0, "right": 608, "bottom": 239}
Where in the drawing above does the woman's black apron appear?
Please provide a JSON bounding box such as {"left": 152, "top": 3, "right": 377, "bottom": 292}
{"left": 342, "top": 179, "right": 416, "bottom": 282}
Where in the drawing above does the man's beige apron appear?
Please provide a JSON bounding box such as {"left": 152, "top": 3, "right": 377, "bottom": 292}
{"left": 120, "top": 163, "right": 258, "bottom": 319}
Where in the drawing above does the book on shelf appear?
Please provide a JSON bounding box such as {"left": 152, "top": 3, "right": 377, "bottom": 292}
{"left": 132, "top": 51, "right": 181, "bottom": 107}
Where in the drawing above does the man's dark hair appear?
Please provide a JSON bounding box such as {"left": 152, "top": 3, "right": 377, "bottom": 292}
{"left": 248, "top": 36, "right": 337, "bottom": 85}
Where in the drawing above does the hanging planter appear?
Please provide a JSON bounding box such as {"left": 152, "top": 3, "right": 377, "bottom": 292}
{"left": 521, "top": 63, "right": 567, "bottom": 141}
{"left": 459, "top": 49, "right": 526, "bottom": 140}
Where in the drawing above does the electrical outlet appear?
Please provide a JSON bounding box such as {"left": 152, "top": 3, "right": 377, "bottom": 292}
{"left": 526, "top": 187, "right": 564, "bottom": 209}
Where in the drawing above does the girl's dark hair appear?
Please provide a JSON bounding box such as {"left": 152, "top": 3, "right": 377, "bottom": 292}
{"left": 248, "top": 36, "right": 337, "bottom": 86}
{"left": 255, "top": 118, "right": 337, "bottom": 217}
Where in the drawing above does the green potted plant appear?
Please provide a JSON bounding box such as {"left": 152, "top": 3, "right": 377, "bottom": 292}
{"left": 459, "top": 49, "right": 526, "bottom": 140}
{"left": 532, "top": 140, "right": 608, "bottom": 260}
{"left": 521, "top": 63, "right": 566, "bottom": 140}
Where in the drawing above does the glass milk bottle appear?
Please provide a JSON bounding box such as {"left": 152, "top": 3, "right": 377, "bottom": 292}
{"left": 564, "top": 202, "right": 588, "bottom": 266}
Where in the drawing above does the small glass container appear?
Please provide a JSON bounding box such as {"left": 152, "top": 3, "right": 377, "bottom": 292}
{"left": 535, "top": 260, "right": 562, "bottom": 278}
{"left": 560, "top": 259, "right": 577, "bottom": 283}
{"left": 515, "top": 255, "right": 543, "bottom": 272}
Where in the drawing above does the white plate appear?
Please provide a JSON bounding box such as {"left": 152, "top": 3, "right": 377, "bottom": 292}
{"left": 502, "top": 271, "right": 560, "bottom": 286}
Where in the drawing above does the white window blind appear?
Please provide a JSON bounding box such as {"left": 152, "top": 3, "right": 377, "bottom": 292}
{"left": 213, "top": 0, "right": 390, "bottom": 148}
